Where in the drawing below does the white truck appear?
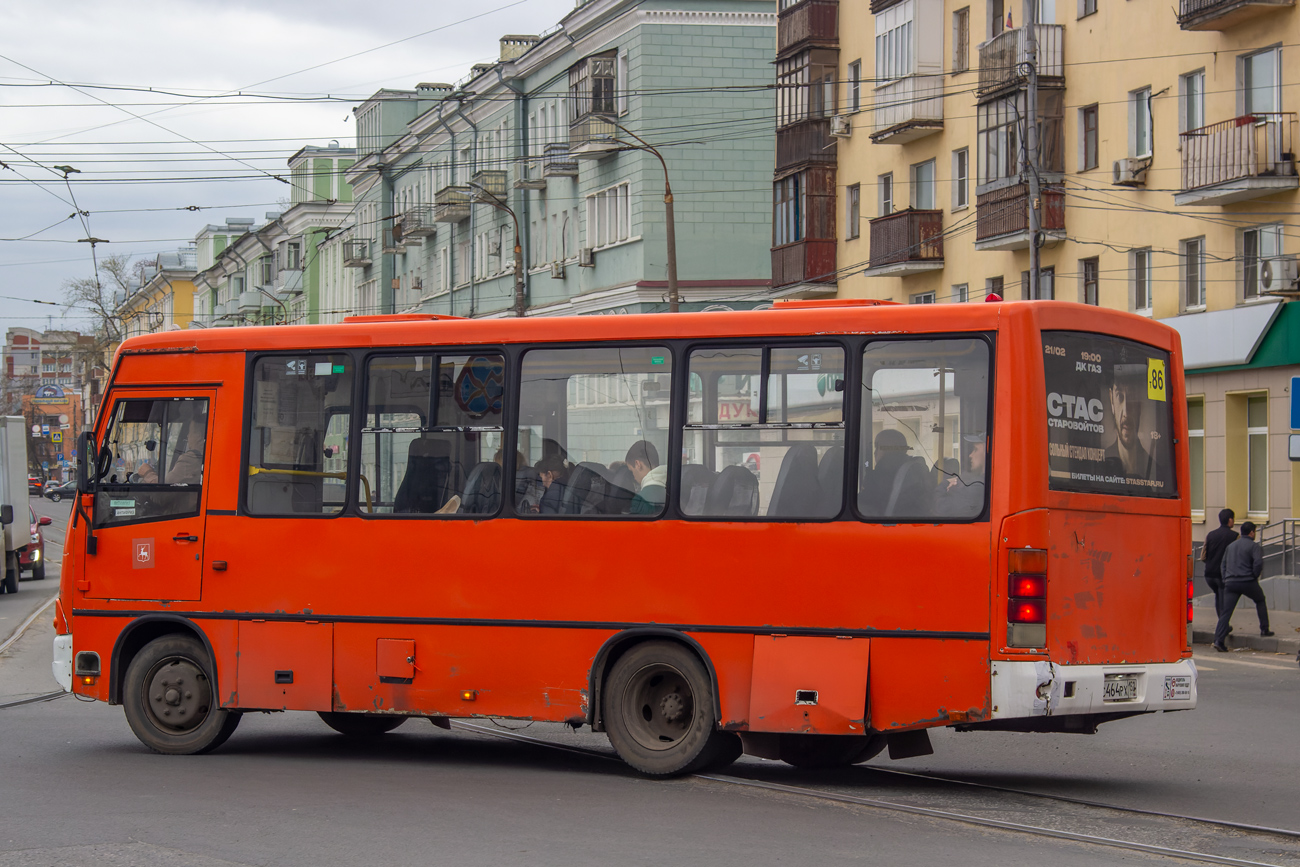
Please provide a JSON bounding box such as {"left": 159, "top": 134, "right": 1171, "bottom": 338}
{"left": 1, "top": 415, "right": 28, "bottom": 594}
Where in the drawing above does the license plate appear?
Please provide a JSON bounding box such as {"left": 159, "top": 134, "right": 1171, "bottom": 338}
{"left": 1102, "top": 674, "right": 1138, "bottom": 702}
{"left": 1163, "top": 675, "right": 1192, "bottom": 700}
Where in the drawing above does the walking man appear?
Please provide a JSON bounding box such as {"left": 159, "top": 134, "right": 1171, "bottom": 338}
{"left": 1201, "top": 509, "right": 1238, "bottom": 617}
{"left": 1212, "top": 521, "right": 1275, "bottom": 651}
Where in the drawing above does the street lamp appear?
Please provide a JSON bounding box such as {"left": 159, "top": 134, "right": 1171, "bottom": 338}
{"left": 600, "top": 120, "right": 679, "bottom": 313}
{"left": 467, "top": 180, "right": 527, "bottom": 318}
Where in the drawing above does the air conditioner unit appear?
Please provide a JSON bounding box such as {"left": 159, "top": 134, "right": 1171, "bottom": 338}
{"left": 579, "top": 247, "right": 595, "bottom": 267}
{"left": 1260, "top": 255, "right": 1299, "bottom": 292}
{"left": 1112, "top": 157, "right": 1150, "bottom": 187}
{"left": 830, "top": 115, "right": 852, "bottom": 138}
{"left": 550, "top": 262, "right": 565, "bottom": 279}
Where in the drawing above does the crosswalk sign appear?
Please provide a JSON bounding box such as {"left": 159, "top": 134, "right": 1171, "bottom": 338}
{"left": 51, "top": 431, "right": 63, "bottom": 444}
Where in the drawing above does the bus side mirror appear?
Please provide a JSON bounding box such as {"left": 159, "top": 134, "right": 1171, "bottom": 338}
{"left": 77, "top": 431, "right": 96, "bottom": 495}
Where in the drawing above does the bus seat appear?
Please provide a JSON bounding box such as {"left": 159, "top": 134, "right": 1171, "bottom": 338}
{"left": 704, "top": 465, "right": 759, "bottom": 516}
{"left": 562, "top": 463, "right": 609, "bottom": 515}
{"left": 460, "top": 461, "right": 502, "bottom": 515}
{"left": 394, "top": 436, "right": 455, "bottom": 513}
{"left": 514, "top": 466, "right": 542, "bottom": 512}
{"left": 883, "top": 457, "right": 933, "bottom": 518}
{"left": 605, "top": 463, "right": 637, "bottom": 514}
{"left": 816, "top": 445, "right": 845, "bottom": 515}
{"left": 767, "top": 443, "right": 822, "bottom": 517}
{"left": 679, "top": 464, "right": 716, "bottom": 515}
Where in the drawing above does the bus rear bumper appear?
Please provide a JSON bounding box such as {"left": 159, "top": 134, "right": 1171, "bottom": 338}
{"left": 989, "top": 658, "right": 1197, "bottom": 720}
{"left": 52, "top": 633, "right": 72, "bottom": 693}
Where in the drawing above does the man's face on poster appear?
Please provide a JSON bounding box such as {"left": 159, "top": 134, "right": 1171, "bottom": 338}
{"left": 1109, "top": 380, "right": 1143, "bottom": 451}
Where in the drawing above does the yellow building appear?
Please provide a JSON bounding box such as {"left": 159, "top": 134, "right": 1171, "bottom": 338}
{"left": 116, "top": 248, "right": 199, "bottom": 339}
{"left": 817, "top": 0, "right": 1300, "bottom": 543}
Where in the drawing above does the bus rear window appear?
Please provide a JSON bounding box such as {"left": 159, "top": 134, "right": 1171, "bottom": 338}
{"left": 1043, "top": 332, "right": 1176, "bottom": 498}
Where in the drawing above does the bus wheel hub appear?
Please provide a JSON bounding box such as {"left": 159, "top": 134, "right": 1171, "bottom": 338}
{"left": 660, "top": 693, "right": 686, "bottom": 723}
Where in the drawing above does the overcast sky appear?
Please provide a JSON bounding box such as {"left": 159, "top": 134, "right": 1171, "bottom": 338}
{"left": 0, "top": 0, "right": 576, "bottom": 332}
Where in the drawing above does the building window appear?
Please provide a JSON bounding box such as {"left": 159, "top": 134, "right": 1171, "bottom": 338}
{"left": 1022, "top": 267, "right": 1055, "bottom": 300}
{"left": 1079, "top": 0, "right": 1097, "bottom": 16}
{"left": 846, "top": 184, "right": 861, "bottom": 240}
{"left": 879, "top": 173, "right": 893, "bottom": 216}
{"left": 774, "top": 175, "right": 802, "bottom": 246}
{"left": 1180, "top": 70, "right": 1204, "bottom": 132}
{"left": 952, "top": 148, "right": 969, "bottom": 210}
{"left": 1242, "top": 47, "right": 1281, "bottom": 115}
{"left": 977, "top": 95, "right": 1020, "bottom": 185}
{"left": 586, "top": 182, "right": 631, "bottom": 250}
{"left": 910, "top": 291, "right": 936, "bottom": 304}
{"left": 569, "top": 51, "right": 617, "bottom": 120}
{"left": 1133, "top": 248, "right": 1152, "bottom": 312}
{"left": 1182, "top": 237, "right": 1206, "bottom": 309}
{"left": 1247, "top": 395, "right": 1268, "bottom": 515}
{"left": 1131, "top": 87, "right": 1152, "bottom": 158}
{"left": 847, "top": 60, "right": 861, "bottom": 113}
{"left": 1081, "top": 257, "right": 1099, "bottom": 305}
{"left": 42, "top": 362, "right": 54, "bottom": 373}
{"left": 776, "top": 50, "right": 838, "bottom": 127}
{"left": 910, "top": 159, "right": 936, "bottom": 210}
{"left": 260, "top": 256, "right": 273, "bottom": 287}
{"left": 986, "top": 275, "right": 1004, "bottom": 299}
{"left": 876, "top": 3, "right": 915, "bottom": 83}
{"left": 952, "top": 7, "right": 970, "bottom": 74}
{"left": 1080, "top": 104, "right": 1099, "bottom": 171}
{"left": 989, "top": 0, "right": 1005, "bottom": 38}
{"left": 1242, "top": 224, "right": 1283, "bottom": 300}
{"left": 1187, "top": 397, "right": 1205, "bottom": 518}
{"left": 953, "top": 283, "right": 969, "bottom": 303}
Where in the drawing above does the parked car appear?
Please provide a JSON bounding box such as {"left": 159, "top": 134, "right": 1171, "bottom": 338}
{"left": 42, "top": 480, "right": 76, "bottom": 502}
{"left": 28, "top": 475, "right": 43, "bottom": 494}
{"left": 18, "top": 505, "right": 50, "bottom": 581}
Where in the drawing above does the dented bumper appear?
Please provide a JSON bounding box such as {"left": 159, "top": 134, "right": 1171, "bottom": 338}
{"left": 990, "top": 658, "right": 1197, "bottom": 719}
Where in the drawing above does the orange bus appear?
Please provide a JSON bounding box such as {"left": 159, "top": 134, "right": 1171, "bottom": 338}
{"left": 53, "top": 299, "right": 1197, "bottom": 775}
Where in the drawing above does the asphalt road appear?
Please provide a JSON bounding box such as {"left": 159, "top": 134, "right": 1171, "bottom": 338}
{"left": 2, "top": 500, "right": 1297, "bottom": 866}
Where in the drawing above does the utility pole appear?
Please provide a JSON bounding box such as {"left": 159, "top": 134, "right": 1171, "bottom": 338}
{"left": 1025, "top": 0, "right": 1042, "bottom": 299}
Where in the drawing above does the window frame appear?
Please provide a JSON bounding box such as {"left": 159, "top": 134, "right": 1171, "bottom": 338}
{"left": 1131, "top": 86, "right": 1153, "bottom": 159}
{"left": 1246, "top": 393, "right": 1269, "bottom": 518}
{"left": 879, "top": 172, "right": 894, "bottom": 217}
{"left": 1132, "top": 248, "right": 1153, "bottom": 314}
{"left": 1241, "top": 223, "right": 1283, "bottom": 302}
{"left": 910, "top": 158, "right": 937, "bottom": 210}
{"left": 1182, "top": 237, "right": 1206, "bottom": 311}
{"left": 1241, "top": 46, "right": 1282, "bottom": 116}
{"left": 846, "top": 183, "right": 861, "bottom": 240}
{"left": 952, "top": 148, "right": 970, "bottom": 210}
{"left": 847, "top": 60, "right": 862, "bottom": 113}
{"left": 1180, "top": 69, "right": 1205, "bottom": 133}
{"left": 1081, "top": 257, "right": 1099, "bottom": 305}
{"left": 952, "top": 7, "right": 970, "bottom": 74}
{"left": 1079, "top": 104, "right": 1099, "bottom": 171}
{"left": 1187, "top": 395, "right": 1205, "bottom": 521}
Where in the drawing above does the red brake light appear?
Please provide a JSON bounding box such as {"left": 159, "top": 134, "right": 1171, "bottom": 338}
{"left": 1010, "top": 575, "right": 1046, "bottom": 598}
{"left": 1008, "top": 599, "right": 1047, "bottom": 624}
{"left": 1187, "top": 602, "right": 1194, "bottom": 623}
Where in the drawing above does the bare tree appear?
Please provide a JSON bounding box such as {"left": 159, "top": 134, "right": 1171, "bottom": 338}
{"left": 62, "top": 253, "right": 134, "bottom": 347}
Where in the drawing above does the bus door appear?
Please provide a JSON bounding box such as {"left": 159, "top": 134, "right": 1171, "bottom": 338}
{"left": 85, "top": 391, "right": 215, "bottom": 601}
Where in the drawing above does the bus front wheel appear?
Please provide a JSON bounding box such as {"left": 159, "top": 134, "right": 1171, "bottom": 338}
{"left": 603, "top": 640, "right": 741, "bottom": 776}
{"left": 318, "top": 712, "right": 407, "bottom": 736}
{"left": 122, "top": 635, "right": 240, "bottom": 755}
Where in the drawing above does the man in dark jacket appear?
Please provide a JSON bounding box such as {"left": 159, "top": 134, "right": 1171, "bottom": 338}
{"left": 1212, "top": 521, "right": 1274, "bottom": 650}
{"left": 1201, "top": 508, "right": 1237, "bottom": 617}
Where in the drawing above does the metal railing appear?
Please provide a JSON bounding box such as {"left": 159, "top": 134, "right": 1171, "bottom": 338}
{"left": 977, "top": 24, "right": 1063, "bottom": 97}
{"left": 974, "top": 183, "right": 1065, "bottom": 242}
{"left": 1178, "top": 0, "right": 1293, "bottom": 27}
{"left": 1179, "top": 113, "right": 1296, "bottom": 192}
{"left": 1257, "top": 518, "right": 1300, "bottom": 578}
{"left": 867, "top": 209, "right": 943, "bottom": 268}
{"left": 777, "top": 0, "right": 837, "bottom": 51}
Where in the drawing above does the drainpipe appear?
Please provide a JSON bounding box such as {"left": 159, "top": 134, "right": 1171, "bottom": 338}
{"left": 499, "top": 67, "right": 531, "bottom": 316}
{"left": 434, "top": 108, "right": 459, "bottom": 316}
{"left": 452, "top": 98, "right": 480, "bottom": 318}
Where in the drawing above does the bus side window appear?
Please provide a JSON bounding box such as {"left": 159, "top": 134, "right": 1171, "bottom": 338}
{"left": 683, "top": 346, "right": 845, "bottom": 520}
{"left": 360, "top": 353, "right": 505, "bottom": 516}
{"left": 246, "top": 355, "right": 353, "bottom": 516}
{"left": 859, "top": 338, "right": 990, "bottom": 522}
{"left": 94, "top": 397, "right": 208, "bottom": 528}
{"left": 516, "top": 346, "right": 672, "bottom": 518}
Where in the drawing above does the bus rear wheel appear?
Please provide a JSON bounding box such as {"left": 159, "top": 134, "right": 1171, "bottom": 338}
{"left": 123, "top": 635, "right": 240, "bottom": 755}
{"left": 318, "top": 712, "right": 407, "bottom": 736}
{"left": 776, "top": 733, "right": 886, "bottom": 769}
{"left": 603, "top": 640, "right": 740, "bottom": 776}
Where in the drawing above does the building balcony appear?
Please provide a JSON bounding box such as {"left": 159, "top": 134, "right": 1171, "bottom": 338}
{"left": 776, "top": 118, "right": 836, "bottom": 171}
{"left": 777, "top": 0, "right": 837, "bottom": 55}
{"left": 772, "top": 238, "right": 837, "bottom": 289}
{"left": 870, "top": 75, "right": 944, "bottom": 144}
{"left": 569, "top": 114, "right": 619, "bottom": 159}
{"left": 398, "top": 205, "right": 438, "bottom": 239}
{"left": 274, "top": 269, "right": 303, "bottom": 298}
{"left": 341, "top": 239, "right": 371, "bottom": 268}
{"left": 434, "top": 185, "right": 471, "bottom": 223}
{"left": 974, "top": 183, "right": 1065, "bottom": 251}
{"left": 470, "top": 170, "right": 508, "bottom": 202}
{"left": 977, "top": 25, "right": 1063, "bottom": 99}
{"left": 1177, "top": 0, "right": 1292, "bottom": 29}
{"left": 863, "top": 209, "right": 944, "bottom": 276}
{"left": 1176, "top": 113, "right": 1298, "bottom": 206}
{"left": 542, "top": 142, "right": 579, "bottom": 178}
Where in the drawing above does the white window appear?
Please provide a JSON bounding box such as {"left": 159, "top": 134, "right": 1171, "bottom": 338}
{"left": 1187, "top": 397, "right": 1204, "bottom": 517}
{"left": 1133, "top": 248, "right": 1152, "bottom": 313}
{"left": 586, "top": 183, "right": 631, "bottom": 250}
{"left": 1243, "top": 47, "right": 1281, "bottom": 115}
{"left": 977, "top": 94, "right": 1021, "bottom": 184}
{"left": 952, "top": 7, "right": 970, "bottom": 73}
{"left": 953, "top": 283, "right": 969, "bottom": 302}
{"left": 910, "top": 291, "right": 936, "bottom": 304}
{"left": 1183, "top": 237, "right": 1205, "bottom": 309}
{"left": 1247, "top": 394, "right": 1268, "bottom": 516}
{"left": 847, "top": 60, "right": 861, "bottom": 113}
{"left": 1078, "top": 0, "right": 1097, "bottom": 16}
{"left": 879, "top": 173, "right": 893, "bottom": 216}
{"left": 1242, "top": 223, "right": 1283, "bottom": 300}
{"left": 910, "top": 159, "right": 936, "bottom": 210}
{"left": 1080, "top": 257, "right": 1099, "bottom": 305}
{"left": 875, "top": 0, "right": 916, "bottom": 83}
{"left": 846, "top": 184, "right": 861, "bottom": 240}
{"left": 1131, "top": 87, "right": 1152, "bottom": 158}
{"left": 952, "top": 148, "right": 969, "bottom": 209}
{"left": 1023, "top": 267, "right": 1055, "bottom": 300}
{"left": 1180, "top": 70, "right": 1204, "bottom": 133}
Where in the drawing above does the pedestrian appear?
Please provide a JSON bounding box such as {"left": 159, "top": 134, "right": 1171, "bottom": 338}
{"left": 1212, "top": 521, "right": 1274, "bottom": 651}
{"left": 1201, "top": 508, "right": 1238, "bottom": 618}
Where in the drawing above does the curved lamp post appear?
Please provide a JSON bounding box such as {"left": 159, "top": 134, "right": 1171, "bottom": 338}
{"left": 600, "top": 120, "right": 679, "bottom": 313}
{"left": 468, "top": 180, "right": 527, "bottom": 318}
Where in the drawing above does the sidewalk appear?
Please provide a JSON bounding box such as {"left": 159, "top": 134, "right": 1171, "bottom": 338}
{"left": 1192, "top": 597, "right": 1300, "bottom": 655}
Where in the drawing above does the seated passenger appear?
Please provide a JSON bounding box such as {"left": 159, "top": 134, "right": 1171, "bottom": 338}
{"left": 625, "top": 440, "right": 666, "bottom": 515}
{"left": 861, "top": 429, "right": 932, "bottom": 518}
{"left": 534, "top": 456, "right": 568, "bottom": 514}
{"left": 941, "top": 434, "right": 986, "bottom": 517}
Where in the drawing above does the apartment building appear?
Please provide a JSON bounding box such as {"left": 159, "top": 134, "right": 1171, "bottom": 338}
{"left": 340, "top": 0, "right": 779, "bottom": 319}
{"left": 115, "top": 248, "right": 198, "bottom": 338}
{"left": 820, "top": 0, "right": 1300, "bottom": 541}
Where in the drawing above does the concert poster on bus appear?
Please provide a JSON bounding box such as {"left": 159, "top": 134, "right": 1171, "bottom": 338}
{"left": 1042, "top": 332, "right": 1177, "bottom": 498}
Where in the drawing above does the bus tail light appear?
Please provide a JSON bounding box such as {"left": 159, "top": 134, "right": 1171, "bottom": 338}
{"left": 1007, "top": 547, "right": 1047, "bottom": 648}
{"left": 1187, "top": 555, "right": 1194, "bottom": 623}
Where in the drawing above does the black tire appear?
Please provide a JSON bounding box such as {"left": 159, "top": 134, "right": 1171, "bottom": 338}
{"left": 30, "top": 562, "right": 45, "bottom": 581}
{"left": 1, "top": 566, "right": 17, "bottom": 595}
{"left": 122, "top": 635, "right": 240, "bottom": 755}
{"left": 318, "top": 712, "right": 408, "bottom": 736}
{"left": 603, "top": 640, "right": 735, "bottom": 776}
{"left": 777, "top": 733, "right": 887, "bottom": 769}
{"left": 50, "top": 493, "right": 62, "bottom": 503}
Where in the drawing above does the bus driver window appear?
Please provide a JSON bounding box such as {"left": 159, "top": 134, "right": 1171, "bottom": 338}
{"left": 94, "top": 397, "right": 208, "bottom": 527}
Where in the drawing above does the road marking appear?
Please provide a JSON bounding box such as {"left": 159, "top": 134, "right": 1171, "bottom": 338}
{"left": 1193, "top": 653, "right": 1296, "bottom": 671}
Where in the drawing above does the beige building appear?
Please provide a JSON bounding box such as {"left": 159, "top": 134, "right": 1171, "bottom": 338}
{"left": 805, "top": 0, "right": 1300, "bottom": 546}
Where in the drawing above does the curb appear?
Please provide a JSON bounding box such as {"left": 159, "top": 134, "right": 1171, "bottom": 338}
{"left": 1192, "top": 628, "right": 1300, "bottom": 655}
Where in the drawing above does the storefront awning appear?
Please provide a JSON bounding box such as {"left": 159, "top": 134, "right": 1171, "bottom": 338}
{"left": 1160, "top": 300, "right": 1283, "bottom": 370}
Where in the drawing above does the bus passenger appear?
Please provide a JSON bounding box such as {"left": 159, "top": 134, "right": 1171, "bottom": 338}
{"left": 942, "top": 434, "right": 986, "bottom": 517}
{"left": 861, "top": 429, "right": 931, "bottom": 518}
{"left": 534, "top": 456, "right": 569, "bottom": 514}
{"left": 625, "top": 441, "right": 666, "bottom": 515}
